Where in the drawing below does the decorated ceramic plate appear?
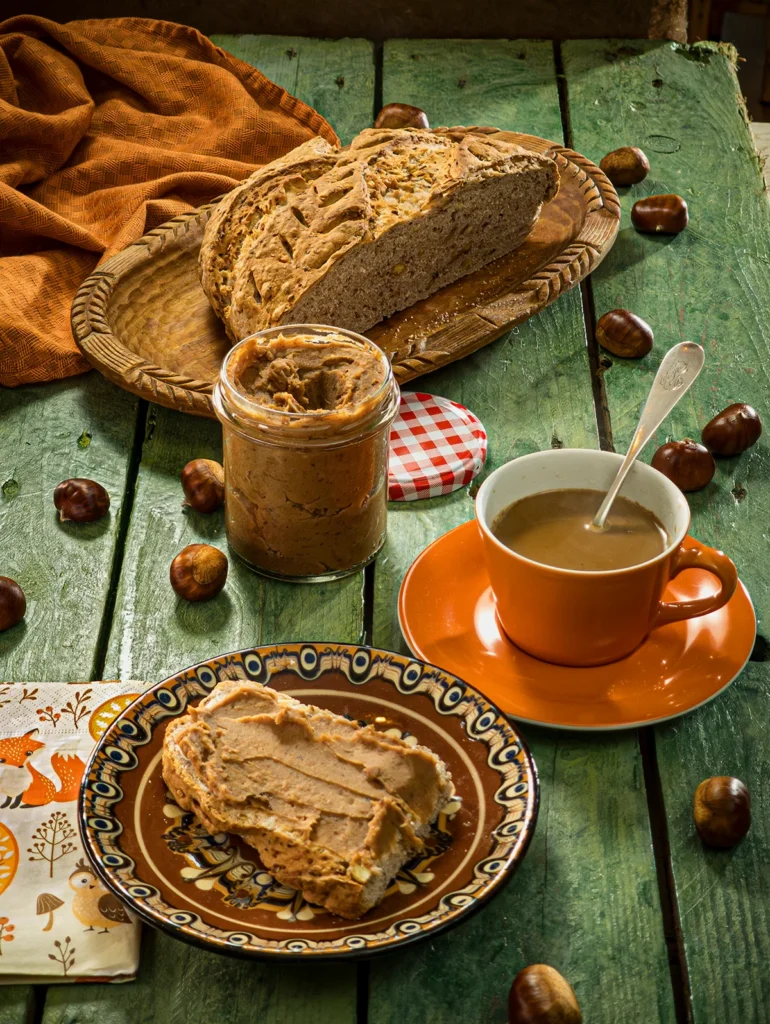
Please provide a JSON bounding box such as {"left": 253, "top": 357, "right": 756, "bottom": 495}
{"left": 79, "top": 644, "right": 538, "bottom": 960}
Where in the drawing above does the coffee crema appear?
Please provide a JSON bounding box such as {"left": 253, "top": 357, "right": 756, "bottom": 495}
{"left": 490, "top": 488, "right": 669, "bottom": 571}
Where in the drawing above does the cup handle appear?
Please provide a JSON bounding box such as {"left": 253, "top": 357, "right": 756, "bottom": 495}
{"left": 651, "top": 540, "right": 738, "bottom": 629}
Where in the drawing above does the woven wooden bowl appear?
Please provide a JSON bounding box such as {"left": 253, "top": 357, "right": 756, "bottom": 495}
{"left": 72, "top": 131, "right": 620, "bottom": 419}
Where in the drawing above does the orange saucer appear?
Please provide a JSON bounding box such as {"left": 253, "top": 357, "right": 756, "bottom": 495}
{"left": 398, "top": 521, "right": 756, "bottom": 730}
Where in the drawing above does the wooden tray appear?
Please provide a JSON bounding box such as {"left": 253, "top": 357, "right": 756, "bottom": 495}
{"left": 72, "top": 132, "right": 620, "bottom": 419}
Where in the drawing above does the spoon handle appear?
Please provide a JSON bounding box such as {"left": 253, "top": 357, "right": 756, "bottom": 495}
{"left": 592, "top": 341, "right": 705, "bottom": 529}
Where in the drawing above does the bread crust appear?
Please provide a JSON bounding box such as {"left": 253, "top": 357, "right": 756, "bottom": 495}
{"left": 199, "top": 127, "right": 558, "bottom": 342}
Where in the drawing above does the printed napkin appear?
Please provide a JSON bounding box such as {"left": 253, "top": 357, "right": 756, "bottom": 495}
{"left": 0, "top": 681, "right": 149, "bottom": 983}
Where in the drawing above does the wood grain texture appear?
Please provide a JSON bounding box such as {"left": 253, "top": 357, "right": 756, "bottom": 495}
{"left": 71, "top": 132, "right": 619, "bottom": 419}
{"left": 0, "top": 989, "right": 34, "bottom": 1024}
{"left": 42, "top": 35, "right": 372, "bottom": 1024}
{"left": 211, "top": 35, "right": 374, "bottom": 147}
{"left": 0, "top": 376, "right": 136, "bottom": 1018}
{"left": 0, "top": 375, "right": 138, "bottom": 682}
{"left": 369, "top": 39, "right": 675, "bottom": 1024}
{"left": 43, "top": 927, "right": 355, "bottom": 1024}
{"left": 564, "top": 39, "right": 770, "bottom": 1022}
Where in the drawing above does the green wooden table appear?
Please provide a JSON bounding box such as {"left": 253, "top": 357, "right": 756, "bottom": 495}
{"left": 2, "top": 35, "right": 769, "bottom": 1024}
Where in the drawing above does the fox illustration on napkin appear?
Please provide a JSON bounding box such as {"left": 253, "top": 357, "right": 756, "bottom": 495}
{"left": 0, "top": 730, "right": 84, "bottom": 808}
{"left": 0, "top": 682, "right": 148, "bottom": 983}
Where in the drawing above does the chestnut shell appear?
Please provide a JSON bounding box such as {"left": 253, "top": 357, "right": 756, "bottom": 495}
{"left": 374, "top": 103, "right": 430, "bottom": 130}
{"left": 0, "top": 577, "right": 26, "bottom": 632}
{"left": 702, "top": 403, "right": 762, "bottom": 457}
{"left": 631, "top": 194, "right": 688, "bottom": 235}
{"left": 53, "top": 478, "right": 110, "bottom": 523}
{"left": 170, "top": 544, "right": 228, "bottom": 602}
{"left": 694, "top": 776, "right": 751, "bottom": 848}
{"left": 509, "top": 964, "right": 582, "bottom": 1024}
{"left": 651, "top": 440, "right": 715, "bottom": 492}
{"left": 181, "top": 459, "right": 225, "bottom": 514}
{"left": 595, "top": 309, "right": 653, "bottom": 358}
{"left": 599, "top": 146, "right": 650, "bottom": 187}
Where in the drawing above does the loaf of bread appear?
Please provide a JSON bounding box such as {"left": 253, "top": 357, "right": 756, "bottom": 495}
{"left": 199, "top": 127, "right": 559, "bottom": 342}
{"left": 162, "top": 678, "right": 454, "bottom": 920}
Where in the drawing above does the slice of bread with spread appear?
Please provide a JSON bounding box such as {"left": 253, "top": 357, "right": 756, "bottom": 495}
{"left": 200, "top": 127, "right": 559, "bottom": 342}
{"left": 162, "top": 678, "right": 454, "bottom": 920}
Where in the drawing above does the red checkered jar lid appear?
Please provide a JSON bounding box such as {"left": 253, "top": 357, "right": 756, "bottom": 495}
{"left": 388, "top": 392, "right": 488, "bottom": 501}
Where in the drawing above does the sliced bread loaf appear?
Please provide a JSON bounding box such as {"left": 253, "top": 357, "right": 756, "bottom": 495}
{"left": 200, "top": 127, "right": 558, "bottom": 342}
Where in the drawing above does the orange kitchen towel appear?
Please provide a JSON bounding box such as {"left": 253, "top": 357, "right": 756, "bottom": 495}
{"left": 0, "top": 16, "right": 339, "bottom": 387}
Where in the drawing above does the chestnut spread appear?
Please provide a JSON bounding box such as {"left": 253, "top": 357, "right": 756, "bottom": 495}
{"left": 215, "top": 328, "right": 398, "bottom": 580}
{"left": 162, "top": 679, "right": 453, "bottom": 919}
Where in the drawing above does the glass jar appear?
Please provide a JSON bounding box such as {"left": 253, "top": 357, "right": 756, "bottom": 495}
{"left": 212, "top": 324, "right": 399, "bottom": 582}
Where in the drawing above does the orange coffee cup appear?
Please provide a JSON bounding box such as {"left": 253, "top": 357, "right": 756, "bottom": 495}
{"left": 475, "top": 449, "right": 738, "bottom": 667}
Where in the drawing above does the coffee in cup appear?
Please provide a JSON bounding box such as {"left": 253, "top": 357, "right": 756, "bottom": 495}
{"left": 490, "top": 488, "right": 668, "bottom": 572}
{"left": 475, "top": 449, "right": 738, "bottom": 667}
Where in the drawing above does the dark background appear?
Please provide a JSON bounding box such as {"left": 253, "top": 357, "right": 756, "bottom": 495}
{"left": 5, "top": 2, "right": 769, "bottom": 120}
{"left": 1, "top": 0, "right": 688, "bottom": 42}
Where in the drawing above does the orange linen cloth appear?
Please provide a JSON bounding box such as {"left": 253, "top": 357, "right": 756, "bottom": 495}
{"left": 0, "top": 16, "right": 339, "bottom": 387}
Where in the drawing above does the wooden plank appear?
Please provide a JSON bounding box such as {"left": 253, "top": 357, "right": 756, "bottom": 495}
{"left": 42, "top": 927, "right": 356, "bottom": 1024}
{"left": 213, "top": 34, "right": 374, "bottom": 145}
{"left": 0, "top": 375, "right": 137, "bottom": 1020}
{"left": 41, "top": 35, "right": 374, "bottom": 1024}
{"left": 369, "top": 39, "right": 675, "bottom": 1024}
{"left": 0, "top": 988, "right": 34, "bottom": 1024}
{"left": 563, "top": 39, "right": 770, "bottom": 1022}
{"left": 0, "top": 376, "right": 139, "bottom": 683}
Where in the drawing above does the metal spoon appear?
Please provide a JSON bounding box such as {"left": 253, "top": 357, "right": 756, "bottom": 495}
{"left": 592, "top": 341, "right": 705, "bottom": 530}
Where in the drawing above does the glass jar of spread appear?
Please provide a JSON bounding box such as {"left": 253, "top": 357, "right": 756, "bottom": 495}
{"left": 213, "top": 324, "right": 399, "bottom": 582}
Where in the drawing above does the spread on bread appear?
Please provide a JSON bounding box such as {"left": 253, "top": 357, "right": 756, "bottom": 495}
{"left": 200, "top": 127, "right": 559, "bottom": 341}
{"left": 162, "top": 679, "right": 454, "bottom": 919}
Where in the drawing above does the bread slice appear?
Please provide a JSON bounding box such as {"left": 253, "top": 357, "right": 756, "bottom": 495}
{"left": 199, "top": 136, "right": 339, "bottom": 327}
{"left": 199, "top": 127, "right": 559, "bottom": 342}
{"left": 162, "top": 679, "right": 453, "bottom": 920}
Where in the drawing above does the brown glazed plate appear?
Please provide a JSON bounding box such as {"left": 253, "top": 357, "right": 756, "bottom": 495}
{"left": 79, "top": 644, "right": 538, "bottom": 960}
{"left": 72, "top": 129, "right": 620, "bottom": 419}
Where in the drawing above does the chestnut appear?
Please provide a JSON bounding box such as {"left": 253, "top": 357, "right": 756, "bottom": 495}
{"left": 181, "top": 459, "right": 225, "bottom": 513}
{"left": 631, "top": 194, "right": 688, "bottom": 234}
{"left": 53, "top": 478, "right": 110, "bottom": 523}
{"left": 509, "top": 964, "right": 582, "bottom": 1023}
{"left": 596, "top": 309, "right": 653, "bottom": 358}
{"left": 694, "top": 776, "right": 751, "bottom": 848}
{"left": 599, "top": 146, "right": 650, "bottom": 186}
{"left": 651, "top": 440, "right": 714, "bottom": 492}
{"left": 170, "top": 544, "right": 228, "bottom": 601}
{"left": 374, "top": 103, "right": 430, "bottom": 130}
{"left": 702, "top": 403, "right": 762, "bottom": 457}
{"left": 0, "top": 577, "right": 26, "bottom": 632}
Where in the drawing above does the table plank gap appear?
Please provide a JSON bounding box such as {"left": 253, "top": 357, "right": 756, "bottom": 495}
{"left": 554, "top": 41, "right": 615, "bottom": 452}
{"left": 373, "top": 40, "right": 384, "bottom": 121}
{"left": 89, "top": 401, "right": 148, "bottom": 680}
{"left": 640, "top": 727, "right": 696, "bottom": 1024}
{"left": 362, "top": 562, "right": 376, "bottom": 647}
{"left": 356, "top": 960, "right": 370, "bottom": 1024}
